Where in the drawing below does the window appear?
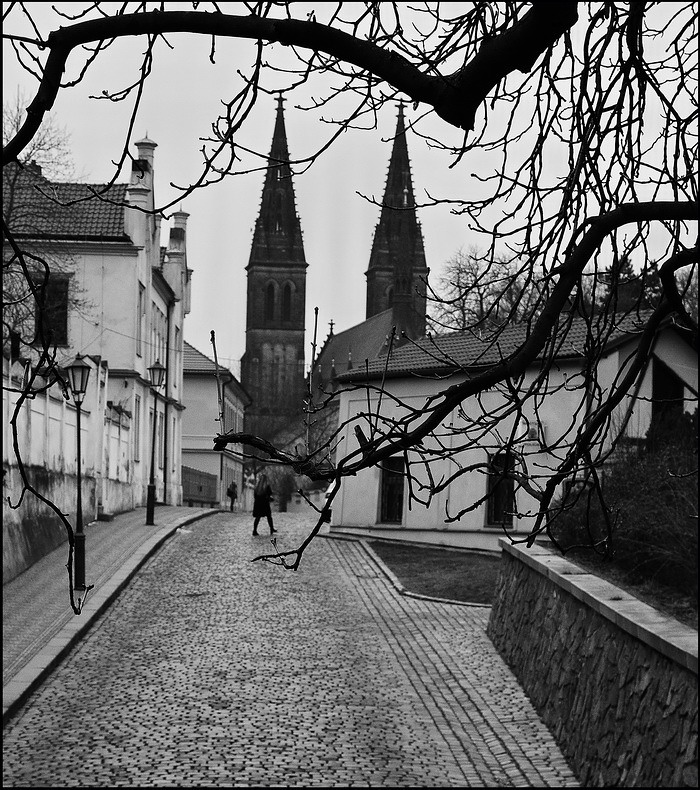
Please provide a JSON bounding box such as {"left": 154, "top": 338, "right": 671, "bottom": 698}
{"left": 282, "top": 282, "right": 292, "bottom": 322}
{"left": 274, "top": 192, "right": 283, "bottom": 232}
{"left": 136, "top": 283, "right": 145, "bottom": 356}
{"left": 173, "top": 327, "right": 180, "bottom": 390}
{"left": 149, "top": 407, "right": 155, "bottom": 466}
{"left": 35, "top": 275, "right": 69, "bottom": 346}
{"left": 379, "top": 456, "right": 405, "bottom": 523}
{"left": 265, "top": 283, "right": 275, "bottom": 321}
{"left": 134, "top": 395, "right": 141, "bottom": 461}
{"left": 157, "top": 412, "right": 164, "bottom": 469}
{"left": 487, "top": 450, "right": 515, "bottom": 526}
{"left": 151, "top": 302, "right": 166, "bottom": 367}
{"left": 651, "top": 357, "right": 685, "bottom": 426}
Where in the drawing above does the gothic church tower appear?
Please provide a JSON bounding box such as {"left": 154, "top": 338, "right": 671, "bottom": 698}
{"left": 365, "top": 104, "right": 429, "bottom": 339}
{"left": 241, "top": 96, "right": 307, "bottom": 440}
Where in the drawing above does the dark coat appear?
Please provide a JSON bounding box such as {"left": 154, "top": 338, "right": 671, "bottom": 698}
{"left": 252, "top": 484, "right": 273, "bottom": 518}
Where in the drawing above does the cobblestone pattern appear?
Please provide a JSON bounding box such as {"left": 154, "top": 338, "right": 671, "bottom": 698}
{"left": 487, "top": 551, "right": 698, "bottom": 787}
{"left": 3, "top": 513, "right": 578, "bottom": 787}
{"left": 3, "top": 507, "right": 211, "bottom": 685}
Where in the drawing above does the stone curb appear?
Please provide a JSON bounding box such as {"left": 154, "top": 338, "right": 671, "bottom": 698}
{"left": 2, "top": 509, "right": 220, "bottom": 727}
{"left": 321, "top": 532, "right": 492, "bottom": 609}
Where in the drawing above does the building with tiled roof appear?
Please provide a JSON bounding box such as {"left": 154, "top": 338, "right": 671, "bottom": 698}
{"left": 3, "top": 139, "right": 194, "bottom": 581}
{"left": 337, "top": 311, "right": 658, "bottom": 382}
{"left": 4, "top": 163, "right": 129, "bottom": 241}
{"left": 311, "top": 309, "right": 396, "bottom": 388}
{"left": 329, "top": 311, "right": 697, "bottom": 552}
{"left": 182, "top": 341, "right": 251, "bottom": 509}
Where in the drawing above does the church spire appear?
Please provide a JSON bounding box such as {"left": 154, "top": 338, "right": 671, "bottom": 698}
{"left": 241, "top": 95, "right": 308, "bottom": 442}
{"left": 248, "top": 93, "right": 306, "bottom": 267}
{"left": 365, "top": 103, "right": 429, "bottom": 338}
{"left": 378, "top": 102, "right": 415, "bottom": 213}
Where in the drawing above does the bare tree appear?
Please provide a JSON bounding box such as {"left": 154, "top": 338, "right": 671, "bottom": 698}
{"left": 427, "top": 246, "right": 543, "bottom": 331}
{"left": 3, "top": 91, "right": 74, "bottom": 180}
{"left": 3, "top": 94, "right": 86, "bottom": 360}
{"left": 3, "top": 2, "right": 698, "bottom": 577}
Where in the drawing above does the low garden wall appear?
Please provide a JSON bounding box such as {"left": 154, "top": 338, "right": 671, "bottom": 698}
{"left": 487, "top": 540, "right": 697, "bottom": 787}
{"left": 2, "top": 464, "right": 96, "bottom": 584}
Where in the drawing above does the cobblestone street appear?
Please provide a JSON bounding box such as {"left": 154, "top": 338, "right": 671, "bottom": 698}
{"left": 2, "top": 512, "right": 578, "bottom": 787}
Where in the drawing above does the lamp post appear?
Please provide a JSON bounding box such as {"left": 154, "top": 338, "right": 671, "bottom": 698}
{"left": 146, "top": 359, "right": 166, "bottom": 525}
{"left": 66, "top": 355, "right": 91, "bottom": 591}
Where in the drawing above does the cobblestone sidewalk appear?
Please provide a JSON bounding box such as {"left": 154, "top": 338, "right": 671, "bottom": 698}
{"left": 2, "top": 512, "right": 579, "bottom": 787}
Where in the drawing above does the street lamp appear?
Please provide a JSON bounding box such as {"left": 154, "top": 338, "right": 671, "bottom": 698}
{"left": 146, "top": 359, "right": 166, "bottom": 525}
{"left": 66, "top": 355, "right": 91, "bottom": 591}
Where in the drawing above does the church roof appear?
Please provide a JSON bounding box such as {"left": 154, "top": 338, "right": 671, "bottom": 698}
{"left": 337, "top": 311, "right": 660, "bottom": 382}
{"left": 313, "top": 309, "right": 396, "bottom": 385}
{"left": 3, "top": 162, "right": 130, "bottom": 242}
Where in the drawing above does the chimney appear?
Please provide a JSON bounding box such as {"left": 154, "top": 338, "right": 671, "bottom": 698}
{"left": 168, "top": 209, "right": 189, "bottom": 253}
{"left": 163, "top": 208, "right": 190, "bottom": 305}
{"left": 126, "top": 137, "right": 157, "bottom": 247}
{"left": 131, "top": 136, "right": 157, "bottom": 186}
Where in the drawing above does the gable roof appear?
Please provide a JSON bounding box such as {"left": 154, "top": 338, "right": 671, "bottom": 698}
{"left": 183, "top": 341, "right": 251, "bottom": 405}
{"left": 313, "top": 309, "right": 396, "bottom": 383}
{"left": 337, "top": 310, "right": 665, "bottom": 382}
{"left": 3, "top": 162, "right": 130, "bottom": 242}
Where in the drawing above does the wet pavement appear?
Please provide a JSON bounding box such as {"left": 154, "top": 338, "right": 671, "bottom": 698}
{"left": 2, "top": 511, "right": 579, "bottom": 787}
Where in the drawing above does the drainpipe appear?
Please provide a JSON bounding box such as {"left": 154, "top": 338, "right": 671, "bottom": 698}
{"left": 163, "top": 298, "right": 172, "bottom": 504}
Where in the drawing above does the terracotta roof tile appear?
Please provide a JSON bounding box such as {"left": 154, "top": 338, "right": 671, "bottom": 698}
{"left": 183, "top": 341, "right": 229, "bottom": 374}
{"left": 4, "top": 163, "right": 129, "bottom": 241}
{"left": 338, "top": 311, "right": 657, "bottom": 382}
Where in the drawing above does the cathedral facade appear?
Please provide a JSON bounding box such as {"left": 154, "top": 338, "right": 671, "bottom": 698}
{"left": 241, "top": 99, "right": 429, "bottom": 441}
{"left": 240, "top": 96, "right": 308, "bottom": 441}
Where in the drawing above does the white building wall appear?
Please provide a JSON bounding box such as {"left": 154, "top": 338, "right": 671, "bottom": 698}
{"left": 333, "top": 328, "right": 697, "bottom": 551}
{"left": 181, "top": 372, "right": 247, "bottom": 507}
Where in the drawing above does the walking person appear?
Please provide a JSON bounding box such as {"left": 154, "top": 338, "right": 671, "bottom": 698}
{"left": 252, "top": 473, "right": 276, "bottom": 535}
{"left": 226, "top": 481, "right": 238, "bottom": 511}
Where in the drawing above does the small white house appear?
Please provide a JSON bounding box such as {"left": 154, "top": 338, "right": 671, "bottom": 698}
{"left": 181, "top": 341, "right": 250, "bottom": 509}
{"left": 330, "top": 313, "right": 698, "bottom": 552}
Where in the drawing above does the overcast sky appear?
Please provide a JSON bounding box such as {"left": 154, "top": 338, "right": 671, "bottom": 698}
{"left": 3, "top": 2, "right": 477, "bottom": 374}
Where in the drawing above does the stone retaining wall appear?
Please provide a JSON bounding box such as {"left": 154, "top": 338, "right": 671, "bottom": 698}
{"left": 487, "top": 540, "right": 698, "bottom": 787}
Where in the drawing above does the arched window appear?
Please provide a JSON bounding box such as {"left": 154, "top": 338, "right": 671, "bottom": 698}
{"left": 386, "top": 286, "right": 394, "bottom": 307}
{"left": 265, "top": 283, "right": 275, "bottom": 320}
{"left": 282, "top": 282, "right": 292, "bottom": 321}
{"left": 487, "top": 450, "right": 515, "bottom": 526}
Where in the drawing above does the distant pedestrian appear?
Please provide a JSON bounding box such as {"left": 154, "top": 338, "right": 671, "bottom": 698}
{"left": 252, "top": 474, "right": 276, "bottom": 536}
{"left": 227, "top": 481, "right": 238, "bottom": 511}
